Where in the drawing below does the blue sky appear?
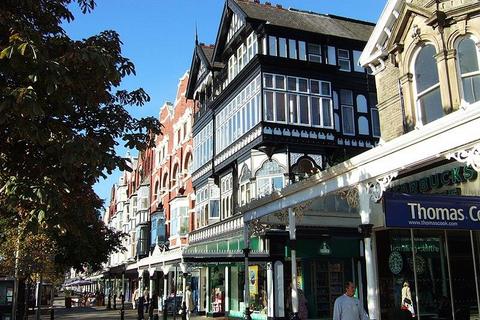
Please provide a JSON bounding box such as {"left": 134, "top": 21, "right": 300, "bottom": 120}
{"left": 63, "top": 0, "right": 387, "bottom": 208}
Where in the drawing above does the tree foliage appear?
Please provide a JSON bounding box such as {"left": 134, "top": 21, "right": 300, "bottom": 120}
{"left": 0, "top": 0, "right": 161, "bottom": 274}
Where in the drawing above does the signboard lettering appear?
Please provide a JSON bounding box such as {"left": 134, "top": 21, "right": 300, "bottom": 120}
{"left": 384, "top": 192, "right": 480, "bottom": 230}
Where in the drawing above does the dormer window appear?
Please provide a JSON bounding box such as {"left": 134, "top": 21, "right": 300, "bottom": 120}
{"left": 456, "top": 37, "right": 480, "bottom": 104}
{"left": 413, "top": 44, "right": 444, "bottom": 125}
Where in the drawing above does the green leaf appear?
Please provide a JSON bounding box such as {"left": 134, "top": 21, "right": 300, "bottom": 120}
{"left": 18, "top": 42, "right": 28, "bottom": 56}
{"left": 37, "top": 210, "right": 45, "bottom": 223}
{"left": 0, "top": 46, "right": 14, "bottom": 59}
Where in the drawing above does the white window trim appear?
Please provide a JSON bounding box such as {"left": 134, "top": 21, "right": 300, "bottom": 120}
{"left": 411, "top": 44, "right": 441, "bottom": 127}
{"left": 455, "top": 36, "right": 480, "bottom": 107}
{"left": 338, "top": 49, "right": 351, "bottom": 72}
{"left": 341, "top": 104, "right": 355, "bottom": 136}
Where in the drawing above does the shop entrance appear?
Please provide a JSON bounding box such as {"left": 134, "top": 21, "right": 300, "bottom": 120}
{"left": 309, "top": 261, "right": 345, "bottom": 318}
{"left": 377, "top": 229, "right": 480, "bottom": 320}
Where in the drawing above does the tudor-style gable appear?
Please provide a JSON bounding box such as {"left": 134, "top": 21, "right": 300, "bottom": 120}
{"left": 189, "top": 1, "right": 380, "bottom": 244}
{"left": 186, "top": 43, "right": 216, "bottom": 100}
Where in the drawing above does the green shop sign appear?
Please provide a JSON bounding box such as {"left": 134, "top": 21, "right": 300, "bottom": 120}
{"left": 391, "top": 237, "right": 441, "bottom": 254}
{"left": 391, "top": 165, "right": 477, "bottom": 194}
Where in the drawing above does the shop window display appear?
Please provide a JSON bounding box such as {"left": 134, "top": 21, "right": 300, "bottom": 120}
{"left": 377, "top": 229, "right": 480, "bottom": 320}
{"left": 209, "top": 266, "right": 225, "bottom": 313}
{"left": 229, "top": 265, "right": 246, "bottom": 315}
{"left": 248, "top": 264, "right": 268, "bottom": 314}
{"left": 228, "top": 264, "right": 267, "bottom": 317}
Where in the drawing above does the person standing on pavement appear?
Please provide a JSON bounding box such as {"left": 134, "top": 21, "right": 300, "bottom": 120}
{"left": 333, "top": 281, "right": 369, "bottom": 320}
{"left": 133, "top": 287, "right": 140, "bottom": 309}
{"left": 143, "top": 287, "right": 150, "bottom": 313}
{"left": 137, "top": 294, "right": 145, "bottom": 320}
{"left": 185, "top": 286, "right": 194, "bottom": 320}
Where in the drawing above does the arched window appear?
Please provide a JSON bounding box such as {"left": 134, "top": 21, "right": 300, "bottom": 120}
{"left": 162, "top": 173, "right": 168, "bottom": 192}
{"left": 457, "top": 37, "right": 480, "bottom": 104}
{"left": 172, "top": 163, "right": 178, "bottom": 187}
{"left": 154, "top": 181, "right": 159, "bottom": 200}
{"left": 239, "top": 165, "right": 252, "bottom": 206}
{"left": 358, "top": 116, "right": 370, "bottom": 135}
{"left": 356, "top": 95, "right": 368, "bottom": 113}
{"left": 413, "top": 44, "right": 444, "bottom": 125}
{"left": 292, "top": 157, "right": 319, "bottom": 181}
{"left": 184, "top": 152, "right": 192, "bottom": 174}
{"left": 256, "top": 160, "right": 285, "bottom": 198}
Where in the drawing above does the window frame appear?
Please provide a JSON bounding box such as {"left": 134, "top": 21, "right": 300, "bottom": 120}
{"left": 341, "top": 104, "right": 355, "bottom": 136}
{"left": 456, "top": 36, "right": 480, "bottom": 105}
{"left": 412, "top": 43, "right": 444, "bottom": 126}
{"left": 338, "top": 49, "right": 351, "bottom": 72}
{"left": 371, "top": 107, "right": 381, "bottom": 137}
{"left": 308, "top": 43, "right": 322, "bottom": 63}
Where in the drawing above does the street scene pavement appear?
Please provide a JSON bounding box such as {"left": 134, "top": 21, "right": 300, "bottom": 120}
{"left": 39, "top": 306, "right": 205, "bottom": 320}
{"left": 37, "top": 296, "right": 204, "bottom": 320}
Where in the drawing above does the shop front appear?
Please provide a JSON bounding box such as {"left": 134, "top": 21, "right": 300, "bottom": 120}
{"left": 184, "top": 233, "right": 270, "bottom": 320}
{"left": 285, "top": 235, "right": 364, "bottom": 319}
{"left": 378, "top": 188, "right": 480, "bottom": 320}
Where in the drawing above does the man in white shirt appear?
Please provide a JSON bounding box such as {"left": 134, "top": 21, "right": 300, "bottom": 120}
{"left": 333, "top": 281, "right": 369, "bottom": 320}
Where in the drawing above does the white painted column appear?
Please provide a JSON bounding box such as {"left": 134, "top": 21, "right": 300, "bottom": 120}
{"left": 206, "top": 267, "right": 210, "bottom": 313}
{"left": 266, "top": 263, "right": 274, "bottom": 318}
{"left": 274, "top": 261, "right": 285, "bottom": 318}
{"left": 180, "top": 263, "right": 187, "bottom": 304}
{"left": 288, "top": 207, "right": 299, "bottom": 319}
{"left": 198, "top": 269, "right": 203, "bottom": 312}
{"left": 225, "top": 266, "right": 230, "bottom": 312}
{"left": 148, "top": 267, "right": 156, "bottom": 300}
{"left": 161, "top": 265, "right": 170, "bottom": 309}
{"left": 358, "top": 183, "right": 380, "bottom": 320}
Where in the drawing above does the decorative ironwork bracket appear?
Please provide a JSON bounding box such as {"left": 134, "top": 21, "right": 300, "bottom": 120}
{"left": 368, "top": 172, "right": 398, "bottom": 202}
{"left": 447, "top": 144, "right": 480, "bottom": 172}
{"left": 337, "top": 187, "right": 359, "bottom": 208}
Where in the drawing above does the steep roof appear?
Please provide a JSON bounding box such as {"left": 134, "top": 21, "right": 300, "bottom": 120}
{"left": 235, "top": 0, "right": 375, "bottom": 42}
{"left": 200, "top": 45, "right": 215, "bottom": 63}
{"left": 186, "top": 44, "right": 220, "bottom": 99}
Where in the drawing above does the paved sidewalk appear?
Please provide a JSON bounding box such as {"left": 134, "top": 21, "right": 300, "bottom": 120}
{"left": 39, "top": 307, "right": 208, "bottom": 320}
{"left": 40, "top": 306, "right": 138, "bottom": 319}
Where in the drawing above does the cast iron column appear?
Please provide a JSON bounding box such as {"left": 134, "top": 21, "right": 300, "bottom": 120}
{"left": 358, "top": 183, "right": 379, "bottom": 320}
{"left": 243, "top": 224, "right": 251, "bottom": 320}
{"left": 288, "top": 208, "right": 299, "bottom": 320}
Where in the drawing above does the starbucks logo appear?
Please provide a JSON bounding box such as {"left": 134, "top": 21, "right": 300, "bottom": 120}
{"left": 388, "top": 251, "right": 403, "bottom": 275}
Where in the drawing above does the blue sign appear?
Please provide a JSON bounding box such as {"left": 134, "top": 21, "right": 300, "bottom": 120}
{"left": 384, "top": 192, "right": 480, "bottom": 230}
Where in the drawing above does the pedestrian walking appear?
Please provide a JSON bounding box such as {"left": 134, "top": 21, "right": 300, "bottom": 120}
{"left": 137, "top": 294, "right": 145, "bottom": 320}
{"left": 333, "top": 281, "right": 369, "bottom": 320}
{"left": 185, "top": 286, "right": 194, "bottom": 320}
{"left": 143, "top": 287, "right": 150, "bottom": 313}
{"left": 401, "top": 281, "right": 415, "bottom": 318}
{"left": 133, "top": 287, "right": 140, "bottom": 309}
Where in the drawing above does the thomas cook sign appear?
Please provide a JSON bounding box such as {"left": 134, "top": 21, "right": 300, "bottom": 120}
{"left": 384, "top": 192, "right": 480, "bottom": 230}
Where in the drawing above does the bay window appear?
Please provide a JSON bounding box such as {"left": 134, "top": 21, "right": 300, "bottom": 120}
{"left": 256, "top": 160, "right": 285, "bottom": 198}
{"left": 171, "top": 206, "right": 189, "bottom": 237}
